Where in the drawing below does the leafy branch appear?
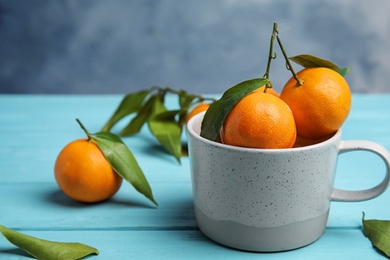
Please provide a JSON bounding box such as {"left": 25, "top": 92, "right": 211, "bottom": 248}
{"left": 271, "top": 22, "right": 351, "bottom": 80}
{"left": 101, "top": 86, "right": 215, "bottom": 163}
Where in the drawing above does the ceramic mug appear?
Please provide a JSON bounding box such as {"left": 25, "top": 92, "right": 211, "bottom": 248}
{"left": 186, "top": 112, "right": 390, "bottom": 252}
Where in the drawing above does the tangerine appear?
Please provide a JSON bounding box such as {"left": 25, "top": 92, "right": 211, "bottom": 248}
{"left": 54, "top": 138, "right": 123, "bottom": 203}
{"left": 186, "top": 102, "right": 210, "bottom": 123}
{"left": 280, "top": 67, "right": 351, "bottom": 140}
{"left": 220, "top": 91, "right": 296, "bottom": 149}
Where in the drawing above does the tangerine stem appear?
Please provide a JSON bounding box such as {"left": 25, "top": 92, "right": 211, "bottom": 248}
{"left": 275, "top": 28, "right": 303, "bottom": 86}
{"left": 263, "top": 22, "right": 278, "bottom": 87}
{"left": 76, "top": 119, "right": 92, "bottom": 141}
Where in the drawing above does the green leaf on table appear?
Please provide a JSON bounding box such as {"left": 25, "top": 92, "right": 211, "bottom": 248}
{"left": 0, "top": 224, "right": 99, "bottom": 260}
{"left": 362, "top": 212, "right": 390, "bottom": 257}
{"left": 101, "top": 90, "right": 150, "bottom": 132}
{"left": 119, "top": 94, "right": 160, "bottom": 136}
{"left": 91, "top": 131, "right": 158, "bottom": 206}
{"left": 200, "top": 78, "right": 270, "bottom": 141}
{"left": 289, "top": 54, "right": 351, "bottom": 76}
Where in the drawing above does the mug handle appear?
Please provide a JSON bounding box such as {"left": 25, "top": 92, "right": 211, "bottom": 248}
{"left": 331, "top": 140, "right": 390, "bottom": 202}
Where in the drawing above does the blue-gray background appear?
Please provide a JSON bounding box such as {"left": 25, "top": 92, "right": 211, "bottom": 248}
{"left": 1, "top": 0, "right": 390, "bottom": 94}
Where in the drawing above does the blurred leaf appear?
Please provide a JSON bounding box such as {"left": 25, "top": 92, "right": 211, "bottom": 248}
{"left": 101, "top": 90, "right": 150, "bottom": 132}
{"left": 91, "top": 131, "right": 158, "bottom": 206}
{"left": 0, "top": 225, "right": 99, "bottom": 260}
{"left": 101, "top": 86, "right": 213, "bottom": 162}
{"left": 178, "top": 90, "right": 198, "bottom": 109}
{"left": 149, "top": 110, "right": 182, "bottom": 163}
{"left": 178, "top": 90, "right": 199, "bottom": 125}
{"left": 200, "top": 78, "right": 270, "bottom": 141}
{"left": 120, "top": 94, "right": 159, "bottom": 136}
{"left": 290, "top": 54, "right": 351, "bottom": 76}
{"left": 147, "top": 94, "right": 182, "bottom": 163}
{"left": 362, "top": 212, "right": 390, "bottom": 258}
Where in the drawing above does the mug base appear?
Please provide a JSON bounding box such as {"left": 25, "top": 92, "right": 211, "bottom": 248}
{"left": 195, "top": 205, "right": 329, "bottom": 252}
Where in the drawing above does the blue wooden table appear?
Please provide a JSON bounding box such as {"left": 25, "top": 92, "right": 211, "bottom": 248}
{"left": 0, "top": 94, "right": 390, "bottom": 259}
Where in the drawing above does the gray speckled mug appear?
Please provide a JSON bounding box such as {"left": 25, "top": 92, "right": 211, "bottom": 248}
{"left": 186, "top": 112, "right": 390, "bottom": 252}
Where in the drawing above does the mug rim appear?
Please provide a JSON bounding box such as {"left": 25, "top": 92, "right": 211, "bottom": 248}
{"left": 186, "top": 111, "right": 342, "bottom": 153}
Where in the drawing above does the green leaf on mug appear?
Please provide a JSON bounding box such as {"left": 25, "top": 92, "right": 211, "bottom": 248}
{"left": 289, "top": 54, "right": 351, "bottom": 77}
{"left": 0, "top": 225, "right": 99, "bottom": 260}
{"left": 362, "top": 212, "right": 390, "bottom": 257}
{"left": 200, "top": 78, "right": 270, "bottom": 141}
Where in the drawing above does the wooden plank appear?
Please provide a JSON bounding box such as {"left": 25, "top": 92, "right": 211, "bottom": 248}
{"left": 0, "top": 229, "right": 384, "bottom": 259}
{"left": 0, "top": 181, "right": 388, "bottom": 230}
{"left": 0, "top": 182, "right": 196, "bottom": 229}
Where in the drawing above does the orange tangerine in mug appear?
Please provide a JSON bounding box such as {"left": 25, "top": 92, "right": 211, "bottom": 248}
{"left": 221, "top": 91, "right": 296, "bottom": 149}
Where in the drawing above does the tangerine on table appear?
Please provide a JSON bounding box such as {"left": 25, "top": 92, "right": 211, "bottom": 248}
{"left": 186, "top": 102, "right": 210, "bottom": 123}
{"left": 280, "top": 67, "right": 351, "bottom": 140}
{"left": 54, "top": 138, "right": 123, "bottom": 203}
{"left": 220, "top": 90, "right": 296, "bottom": 149}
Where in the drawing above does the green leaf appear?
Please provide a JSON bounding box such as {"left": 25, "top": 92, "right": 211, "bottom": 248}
{"left": 176, "top": 91, "right": 192, "bottom": 125}
{"left": 148, "top": 110, "right": 182, "bottom": 163}
{"left": 200, "top": 78, "right": 270, "bottom": 141}
{"left": 178, "top": 90, "right": 198, "bottom": 109}
{"left": 147, "top": 93, "right": 182, "bottom": 163}
{"left": 289, "top": 54, "right": 351, "bottom": 76}
{"left": 151, "top": 92, "right": 166, "bottom": 115}
{"left": 0, "top": 225, "right": 99, "bottom": 260}
{"left": 362, "top": 212, "right": 390, "bottom": 257}
{"left": 178, "top": 91, "right": 201, "bottom": 126}
{"left": 91, "top": 131, "right": 158, "bottom": 206}
{"left": 119, "top": 94, "right": 159, "bottom": 136}
{"left": 101, "top": 90, "right": 150, "bottom": 132}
